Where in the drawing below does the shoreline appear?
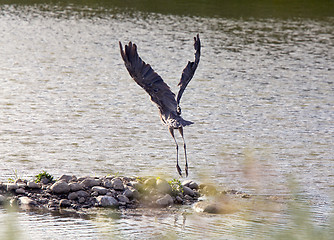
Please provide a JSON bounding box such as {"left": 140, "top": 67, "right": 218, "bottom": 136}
{"left": 0, "top": 174, "right": 250, "bottom": 214}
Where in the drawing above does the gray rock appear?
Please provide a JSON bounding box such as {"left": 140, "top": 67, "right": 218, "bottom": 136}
{"left": 193, "top": 191, "right": 200, "bottom": 198}
{"left": 189, "top": 182, "right": 199, "bottom": 190}
{"left": 92, "top": 186, "right": 108, "bottom": 195}
{"left": 121, "top": 177, "right": 131, "bottom": 182}
{"left": 182, "top": 180, "right": 199, "bottom": 190}
{"left": 193, "top": 202, "right": 222, "bottom": 214}
{"left": 90, "top": 197, "right": 98, "bottom": 206}
{"left": 48, "top": 200, "right": 58, "bottom": 208}
{"left": 132, "top": 188, "right": 141, "bottom": 199}
{"left": 123, "top": 189, "right": 133, "bottom": 199}
{"left": 27, "top": 181, "right": 41, "bottom": 189}
{"left": 6, "top": 183, "right": 18, "bottom": 191}
{"left": 70, "top": 175, "right": 77, "bottom": 182}
{"left": 59, "top": 175, "right": 73, "bottom": 182}
{"left": 106, "top": 192, "right": 114, "bottom": 197}
{"left": 96, "top": 196, "right": 119, "bottom": 207}
{"left": 19, "top": 197, "right": 37, "bottom": 206}
{"left": 76, "top": 190, "right": 90, "bottom": 198}
{"left": 17, "top": 182, "right": 27, "bottom": 188}
{"left": 184, "top": 195, "right": 193, "bottom": 201}
{"left": 59, "top": 199, "right": 71, "bottom": 208}
{"left": 91, "top": 191, "right": 99, "bottom": 197}
{"left": 15, "top": 188, "right": 26, "bottom": 194}
{"left": 0, "top": 195, "right": 6, "bottom": 205}
{"left": 183, "top": 186, "right": 195, "bottom": 197}
{"left": 203, "top": 204, "right": 221, "bottom": 213}
{"left": 112, "top": 178, "right": 124, "bottom": 191}
{"left": 69, "top": 182, "right": 83, "bottom": 192}
{"left": 182, "top": 180, "right": 192, "bottom": 187}
{"left": 156, "top": 194, "right": 174, "bottom": 207}
{"left": 130, "top": 181, "right": 143, "bottom": 191}
{"left": 81, "top": 178, "right": 101, "bottom": 188}
{"left": 40, "top": 177, "right": 51, "bottom": 185}
{"left": 156, "top": 179, "right": 172, "bottom": 194}
{"left": 51, "top": 180, "right": 70, "bottom": 194}
{"left": 68, "top": 192, "right": 78, "bottom": 200}
{"left": 117, "top": 194, "right": 129, "bottom": 203}
{"left": 39, "top": 198, "right": 49, "bottom": 205}
{"left": 77, "top": 176, "right": 87, "bottom": 182}
{"left": 176, "top": 196, "right": 183, "bottom": 203}
{"left": 102, "top": 179, "right": 112, "bottom": 188}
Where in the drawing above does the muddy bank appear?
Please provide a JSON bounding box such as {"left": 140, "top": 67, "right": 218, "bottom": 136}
{"left": 0, "top": 174, "right": 250, "bottom": 214}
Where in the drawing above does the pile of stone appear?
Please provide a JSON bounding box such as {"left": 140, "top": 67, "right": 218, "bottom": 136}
{"left": 0, "top": 175, "right": 202, "bottom": 211}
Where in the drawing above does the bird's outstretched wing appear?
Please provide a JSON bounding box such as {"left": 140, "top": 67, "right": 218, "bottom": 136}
{"left": 119, "top": 41, "right": 177, "bottom": 113}
{"left": 176, "top": 34, "right": 201, "bottom": 106}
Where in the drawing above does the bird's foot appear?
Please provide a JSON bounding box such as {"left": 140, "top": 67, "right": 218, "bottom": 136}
{"left": 176, "top": 164, "right": 182, "bottom": 177}
{"left": 185, "top": 164, "right": 188, "bottom": 177}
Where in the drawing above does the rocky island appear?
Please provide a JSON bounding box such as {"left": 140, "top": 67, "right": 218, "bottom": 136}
{"left": 0, "top": 173, "right": 250, "bottom": 214}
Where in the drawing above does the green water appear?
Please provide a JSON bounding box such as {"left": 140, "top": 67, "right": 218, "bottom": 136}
{"left": 3, "top": 0, "right": 334, "bottom": 18}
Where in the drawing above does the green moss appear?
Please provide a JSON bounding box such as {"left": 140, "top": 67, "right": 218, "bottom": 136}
{"left": 168, "top": 178, "right": 183, "bottom": 197}
{"left": 135, "top": 176, "right": 146, "bottom": 184}
{"left": 35, "top": 171, "right": 54, "bottom": 183}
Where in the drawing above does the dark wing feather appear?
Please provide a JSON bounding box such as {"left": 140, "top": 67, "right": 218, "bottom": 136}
{"left": 176, "top": 34, "right": 201, "bottom": 105}
{"left": 119, "top": 41, "right": 177, "bottom": 113}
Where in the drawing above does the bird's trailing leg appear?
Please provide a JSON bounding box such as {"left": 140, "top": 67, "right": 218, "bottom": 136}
{"left": 169, "top": 127, "right": 182, "bottom": 176}
{"left": 178, "top": 127, "right": 188, "bottom": 177}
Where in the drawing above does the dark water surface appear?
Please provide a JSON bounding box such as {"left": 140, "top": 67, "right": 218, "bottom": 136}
{"left": 0, "top": 1, "right": 333, "bottom": 239}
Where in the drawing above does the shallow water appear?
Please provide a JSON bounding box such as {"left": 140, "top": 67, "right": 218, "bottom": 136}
{"left": 0, "top": 2, "right": 334, "bottom": 239}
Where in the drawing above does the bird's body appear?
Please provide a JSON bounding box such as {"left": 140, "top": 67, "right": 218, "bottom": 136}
{"left": 119, "top": 34, "right": 201, "bottom": 177}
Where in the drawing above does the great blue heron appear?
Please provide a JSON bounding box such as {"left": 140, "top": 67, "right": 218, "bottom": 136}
{"left": 119, "top": 34, "right": 201, "bottom": 177}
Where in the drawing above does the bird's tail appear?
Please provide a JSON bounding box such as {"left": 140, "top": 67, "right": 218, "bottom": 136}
{"left": 180, "top": 118, "right": 194, "bottom": 127}
{"left": 164, "top": 114, "right": 194, "bottom": 128}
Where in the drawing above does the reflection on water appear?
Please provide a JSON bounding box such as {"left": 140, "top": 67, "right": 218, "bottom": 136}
{"left": 2, "top": 0, "right": 334, "bottom": 18}
{"left": 0, "top": 201, "right": 290, "bottom": 240}
{"left": 2, "top": 193, "right": 331, "bottom": 240}
{"left": 0, "top": 2, "right": 333, "bottom": 239}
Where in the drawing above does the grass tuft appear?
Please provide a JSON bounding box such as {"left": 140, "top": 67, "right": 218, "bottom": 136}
{"left": 34, "top": 171, "right": 54, "bottom": 183}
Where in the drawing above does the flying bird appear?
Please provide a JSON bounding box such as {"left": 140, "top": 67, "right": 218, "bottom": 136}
{"left": 119, "top": 34, "right": 201, "bottom": 177}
